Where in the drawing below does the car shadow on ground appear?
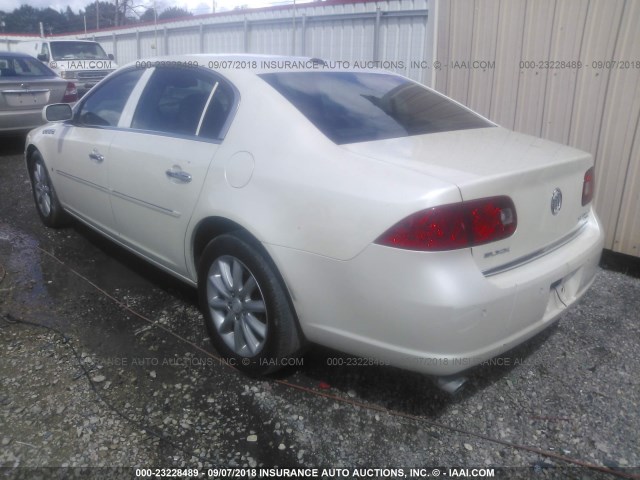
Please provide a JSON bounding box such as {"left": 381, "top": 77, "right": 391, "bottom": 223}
{"left": 70, "top": 220, "right": 198, "bottom": 304}
{"left": 0, "top": 135, "right": 26, "bottom": 157}
{"left": 59, "top": 217, "right": 556, "bottom": 420}
{"left": 292, "top": 325, "right": 557, "bottom": 416}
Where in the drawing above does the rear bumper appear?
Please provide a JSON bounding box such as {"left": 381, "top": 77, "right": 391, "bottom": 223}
{"left": 0, "top": 110, "right": 44, "bottom": 133}
{"left": 267, "top": 209, "right": 604, "bottom": 375}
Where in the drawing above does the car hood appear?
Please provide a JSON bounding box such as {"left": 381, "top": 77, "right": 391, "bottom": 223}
{"left": 342, "top": 126, "right": 595, "bottom": 273}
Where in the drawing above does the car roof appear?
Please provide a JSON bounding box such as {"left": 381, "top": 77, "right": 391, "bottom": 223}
{"left": 129, "top": 53, "right": 321, "bottom": 65}
{"left": 124, "top": 53, "right": 397, "bottom": 87}
{"left": 126, "top": 53, "right": 374, "bottom": 74}
{"left": 0, "top": 51, "right": 37, "bottom": 58}
{"left": 46, "top": 40, "right": 101, "bottom": 43}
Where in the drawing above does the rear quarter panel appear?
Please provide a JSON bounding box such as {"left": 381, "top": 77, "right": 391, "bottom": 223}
{"left": 187, "top": 72, "right": 462, "bottom": 268}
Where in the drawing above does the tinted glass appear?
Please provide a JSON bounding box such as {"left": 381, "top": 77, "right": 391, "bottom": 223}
{"left": 50, "top": 41, "right": 109, "bottom": 60}
{"left": 78, "top": 68, "right": 143, "bottom": 127}
{"left": 199, "top": 80, "right": 235, "bottom": 140}
{"left": 0, "top": 55, "right": 55, "bottom": 78}
{"left": 260, "top": 72, "right": 493, "bottom": 144}
{"left": 132, "top": 67, "right": 222, "bottom": 137}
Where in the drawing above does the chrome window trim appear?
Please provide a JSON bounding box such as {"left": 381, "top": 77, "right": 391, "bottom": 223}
{"left": 111, "top": 190, "right": 181, "bottom": 218}
{"left": 56, "top": 170, "right": 109, "bottom": 193}
{"left": 196, "top": 81, "right": 219, "bottom": 136}
{"left": 118, "top": 127, "right": 223, "bottom": 145}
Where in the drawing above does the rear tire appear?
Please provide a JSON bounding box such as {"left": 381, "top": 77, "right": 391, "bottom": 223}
{"left": 198, "top": 232, "right": 303, "bottom": 375}
{"left": 29, "top": 151, "right": 69, "bottom": 228}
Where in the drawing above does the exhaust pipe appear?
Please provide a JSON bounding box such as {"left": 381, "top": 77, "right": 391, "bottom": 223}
{"left": 433, "top": 375, "right": 468, "bottom": 395}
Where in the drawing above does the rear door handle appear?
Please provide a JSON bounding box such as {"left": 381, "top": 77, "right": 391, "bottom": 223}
{"left": 89, "top": 149, "right": 104, "bottom": 163}
{"left": 165, "top": 168, "right": 192, "bottom": 183}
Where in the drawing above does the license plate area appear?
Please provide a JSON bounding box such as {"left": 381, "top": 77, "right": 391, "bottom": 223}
{"left": 2, "top": 90, "right": 50, "bottom": 107}
{"left": 545, "top": 268, "right": 581, "bottom": 317}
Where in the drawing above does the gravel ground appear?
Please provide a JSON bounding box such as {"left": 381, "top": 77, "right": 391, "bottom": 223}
{"left": 0, "top": 136, "right": 639, "bottom": 479}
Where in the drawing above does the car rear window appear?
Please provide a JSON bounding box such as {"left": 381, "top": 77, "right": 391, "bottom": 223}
{"left": 0, "top": 55, "right": 55, "bottom": 78}
{"left": 260, "top": 71, "right": 494, "bottom": 144}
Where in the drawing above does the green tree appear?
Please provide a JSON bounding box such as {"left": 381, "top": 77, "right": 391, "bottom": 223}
{"left": 158, "top": 7, "right": 192, "bottom": 21}
{"left": 115, "top": 0, "right": 141, "bottom": 26}
{"left": 40, "top": 8, "right": 67, "bottom": 35}
{"left": 140, "top": 8, "right": 157, "bottom": 23}
{"left": 81, "top": 1, "right": 117, "bottom": 30}
{"left": 4, "top": 5, "right": 41, "bottom": 34}
{"left": 63, "top": 6, "right": 84, "bottom": 33}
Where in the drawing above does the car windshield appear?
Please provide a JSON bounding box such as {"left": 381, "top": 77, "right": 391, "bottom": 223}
{"left": 50, "top": 41, "right": 109, "bottom": 60}
{"left": 260, "top": 71, "right": 494, "bottom": 144}
{"left": 0, "top": 55, "right": 55, "bottom": 78}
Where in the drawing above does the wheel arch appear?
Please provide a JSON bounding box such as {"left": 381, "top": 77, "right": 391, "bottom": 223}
{"left": 191, "top": 216, "right": 292, "bottom": 294}
{"left": 25, "top": 144, "right": 70, "bottom": 228}
{"left": 192, "top": 216, "right": 251, "bottom": 270}
{"left": 25, "top": 144, "right": 40, "bottom": 170}
{"left": 191, "top": 215, "right": 307, "bottom": 345}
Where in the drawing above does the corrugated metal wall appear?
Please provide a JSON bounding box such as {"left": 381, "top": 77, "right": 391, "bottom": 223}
{"left": 435, "top": 0, "right": 640, "bottom": 257}
{"left": 0, "top": 0, "right": 432, "bottom": 84}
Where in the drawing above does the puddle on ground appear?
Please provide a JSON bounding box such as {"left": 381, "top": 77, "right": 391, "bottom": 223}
{"left": 0, "top": 222, "right": 52, "bottom": 310}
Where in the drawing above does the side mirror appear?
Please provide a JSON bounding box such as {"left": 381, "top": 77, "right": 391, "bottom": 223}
{"left": 37, "top": 53, "right": 50, "bottom": 62}
{"left": 108, "top": 53, "right": 115, "bottom": 60}
{"left": 43, "top": 104, "right": 73, "bottom": 123}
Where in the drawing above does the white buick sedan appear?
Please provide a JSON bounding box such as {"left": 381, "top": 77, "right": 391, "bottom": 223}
{"left": 25, "top": 54, "right": 603, "bottom": 383}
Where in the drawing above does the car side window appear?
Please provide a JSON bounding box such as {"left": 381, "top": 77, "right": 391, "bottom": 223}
{"left": 77, "top": 68, "right": 144, "bottom": 127}
{"left": 132, "top": 67, "right": 234, "bottom": 139}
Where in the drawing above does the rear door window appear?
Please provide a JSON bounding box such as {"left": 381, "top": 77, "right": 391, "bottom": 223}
{"left": 131, "top": 67, "right": 235, "bottom": 140}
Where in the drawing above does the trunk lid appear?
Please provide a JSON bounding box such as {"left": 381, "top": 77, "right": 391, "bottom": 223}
{"left": 343, "top": 127, "right": 593, "bottom": 273}
{"left": 0, "top": 79, "right": 66, "bottom": 111}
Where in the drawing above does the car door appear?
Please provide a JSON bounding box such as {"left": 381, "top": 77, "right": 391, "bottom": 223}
{"left": 108, "top": 66, "right": 237, "bottom": 276}
{"left": 52, "top": 68, "right": 144, "bottom": 233}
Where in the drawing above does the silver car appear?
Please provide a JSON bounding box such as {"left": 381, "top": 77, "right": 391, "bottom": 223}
{"left": 0, "top": 51, "right": 77, "bottom": 135}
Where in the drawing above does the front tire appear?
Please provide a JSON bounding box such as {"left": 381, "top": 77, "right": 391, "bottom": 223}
{"left": 29, "top": 151, "right": 68, "bottom": 228}
{"left": 198, "top": 233, "right": 303, "bottom": 375}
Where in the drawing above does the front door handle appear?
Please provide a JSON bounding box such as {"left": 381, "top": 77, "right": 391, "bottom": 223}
{"left": 166, "top": 167, "right": 192, "bottom": 183}
{"left": 89, "top": 149, "right": 104, "bottom": 163}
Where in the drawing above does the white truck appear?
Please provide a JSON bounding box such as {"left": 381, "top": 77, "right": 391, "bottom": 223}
{"left": 14, "top": 39, "right": 117, "bottom": 96}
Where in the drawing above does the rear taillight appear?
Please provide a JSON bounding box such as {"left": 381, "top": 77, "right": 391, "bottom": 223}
{"left": 375, "top": 196, "right": 517, "bottom": 251}
{"left": 62, "top": 82, "right": 78, "bottom": 103}
{"left": 582, "top": 166, "right": 595, "bottom": 206}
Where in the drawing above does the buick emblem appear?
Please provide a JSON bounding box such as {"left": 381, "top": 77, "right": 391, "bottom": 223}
{"left": 551, "top": 188, "right": 562, "bottom": 215}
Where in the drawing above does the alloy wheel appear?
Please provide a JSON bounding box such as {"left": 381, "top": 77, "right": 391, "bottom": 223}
{"left": 33, "top": 161, "right": 52, "bottom": 218}
{"left": 206, "top": 255, "right": 268, "bottom": 357}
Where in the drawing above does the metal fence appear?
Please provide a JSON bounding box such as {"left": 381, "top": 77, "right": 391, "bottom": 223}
{"left": 1, "top": 0, "right": 434, "bottom": 84}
